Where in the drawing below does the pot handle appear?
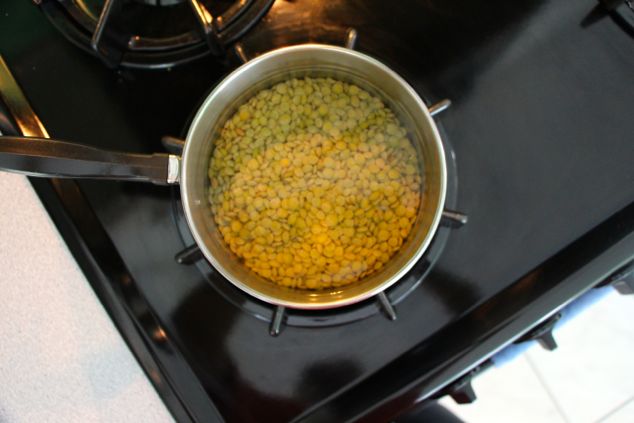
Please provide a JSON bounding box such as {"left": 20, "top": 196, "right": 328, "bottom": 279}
{"left": 0, "top": 136, "right": 180, "bottom": 185}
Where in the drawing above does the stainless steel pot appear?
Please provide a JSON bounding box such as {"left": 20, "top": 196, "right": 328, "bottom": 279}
{"left": 0, "top": 44, "right": 447, "bottom": 310}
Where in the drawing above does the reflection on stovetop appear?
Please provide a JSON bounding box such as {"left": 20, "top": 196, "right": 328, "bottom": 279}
{"left": 582, "top": 0, "right": 634, "bottom": 36}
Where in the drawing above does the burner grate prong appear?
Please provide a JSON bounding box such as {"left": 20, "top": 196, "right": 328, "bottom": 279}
{"left": 269, "top": 306, "right": 286, "bottom": 336}
{"left": 377, "top": 292, "right": 397, "bottom": 321}
{"left": 161, "top": 135, "right": 186, "bottom": 154}
{"left": 175, "top": 244, "right": 204, "bottom": 264}
{"left": 233, "top": 43, "right": 249, "bottom": 64}
{"left": 187, "top": 0, "right": 225, "bottom": 56}
{"left": 90, "top": 0, "right": 126, "bottom": 68}
{"left": 428, "top": 99, "right": 452, "bottom": 117}
{"left": 344, "top": 28, "right": 358, "bottom": 50}
{"left": 441, "top": 209, "right": 468, "bottom": 228}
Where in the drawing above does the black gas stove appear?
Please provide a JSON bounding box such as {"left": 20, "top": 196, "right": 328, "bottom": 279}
{"left": 1, "top": 0, "right": 633, "bottom": 422}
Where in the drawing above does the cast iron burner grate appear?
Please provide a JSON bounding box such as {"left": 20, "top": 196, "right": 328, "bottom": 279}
{"left": 36, "top": 0, "right": 274, "bottom": 69}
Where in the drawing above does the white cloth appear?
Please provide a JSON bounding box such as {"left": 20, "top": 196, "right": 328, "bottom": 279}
{"left": 0, "top": 172, "right": 173, "bottom": 423}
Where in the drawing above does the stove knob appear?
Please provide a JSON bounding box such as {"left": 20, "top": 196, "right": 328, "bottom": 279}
{"left": 449, "top": 378, "right": 477, "bottom": 404}
{"left": 606, "top": 262, "right": 634, "bottom": 295}
{"left": 442, "top": 362, "right": 492, "bottom": 404}
{"left": 516, "top": 312, "right": 561, "bottom": 351}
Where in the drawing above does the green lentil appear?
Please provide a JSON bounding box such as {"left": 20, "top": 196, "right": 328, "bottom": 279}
{"left": 208, "top": 77, "right": 422, "bottom": 289}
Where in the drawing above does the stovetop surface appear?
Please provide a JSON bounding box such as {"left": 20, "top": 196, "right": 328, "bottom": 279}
{"left": 1, "top": 0, "right": 633, "bottom": 421}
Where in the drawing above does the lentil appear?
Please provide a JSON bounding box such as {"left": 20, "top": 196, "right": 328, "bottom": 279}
{"left": 209, "top": 77, "right": 421, "bottom": 289}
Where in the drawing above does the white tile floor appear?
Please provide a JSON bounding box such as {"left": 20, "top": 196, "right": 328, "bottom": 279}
{"left": 439, "top": 289, "right": 634, "bottom": 423}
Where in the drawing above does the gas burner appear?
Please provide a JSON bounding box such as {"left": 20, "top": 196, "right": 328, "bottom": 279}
{"left": 37, "top": 0, "right": 274, "bottom": 69}
{"left": 165, "top": 31, "right": 463, "bottom": 334}
{"left": 162, "top": 29, "right": 467, "bottom": 336}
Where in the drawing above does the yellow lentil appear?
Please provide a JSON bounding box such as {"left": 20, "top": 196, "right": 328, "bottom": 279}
{"left": 208, "top": 77, "right": 422, "bottom": 290}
